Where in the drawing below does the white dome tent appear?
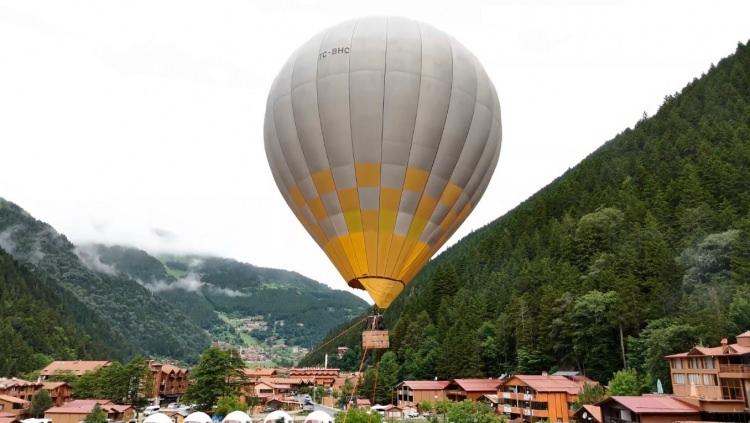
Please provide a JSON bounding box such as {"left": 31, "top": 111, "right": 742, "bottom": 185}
{"left": 263, "top": 410, "right": 292, "bottom": 423}
{"left": 185, "top": 412, "right": 213, "bottom": 423}
{"left": 144, "top": 413, "right": 174, "bottom": 423}
{"left": 222, "top": 411, "right": 252, "bottom": 423}
{"left": 304, "top": 411, "right": 333, "bottom": 423}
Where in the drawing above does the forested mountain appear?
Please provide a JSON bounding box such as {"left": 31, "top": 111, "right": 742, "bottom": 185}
{"left": 85, "top": 244, "right": 369, "bottom": 346}
{"left": 301, "top": 41, "right": 750, "bottom": 393}
{"left": 0, "top": 199, "right": 368, "bottom": 369}
{"left": 0, "top": 199, "right": 210, "bottom": 363}
{"left": 0, "top": 248, "right": 115, "bottom": 376}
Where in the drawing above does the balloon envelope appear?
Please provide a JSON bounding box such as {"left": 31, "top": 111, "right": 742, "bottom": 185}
{"left": 265, "top": 16, "right": 502, "bottom": 308}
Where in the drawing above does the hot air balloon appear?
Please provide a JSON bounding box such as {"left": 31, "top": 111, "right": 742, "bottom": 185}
{"left": 264, "top": 16, "right": 501, "bottom": 313}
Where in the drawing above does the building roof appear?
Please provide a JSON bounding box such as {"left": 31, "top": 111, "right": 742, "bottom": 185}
{"left": 481, "top": 394, "right": 499, "bottom": 404}
{"left": 355, "top": 399, "right": 371, "bottom": 406}
{"left": 665, "top": 334, "right": 750, "bottom": 358}
{"left": 41, "top": 381, "right": 69, "bottom": 390}
{"left": 259, "top": 377, "right": 305, "bottom": 385}
{"left": 507, "top": 375, "right": 588, "bottom": 395}
{"left": 266, "top": 396, "right": 301, "bottom": 405}
{"left": 580, "top": 405, "right": 602, "bottom": 422}
{"left": 45, "top": 399, "right": 131, "bottom": 415}
{"left": 401, "top": 380, "right": 451, "bottom": 390}
{"left": 383, "top": 405, "right": 402, "bottom": 411}
{"left": 289, "top": 368, "right": 339, "bottom": 376}
{"left": 40, "top": 361, "right": 111, "bottom": 376}
{"left": 243, "top": 368, "right": 277, "bottom": 377}
{"left": 0, "top": 417, "right": 18, "bottom": 423}
{"left": 0, "top": 395, "right": 29, "bottom": 405}
{"left": 605, "top": 396, "right": 699, "bottom": 414}
{"left": 452, "top": 379, "right": 504, "bottom": 392}
{"left": 158, "top": 364, "right": 188, "bottom": 374}
{"left": 0, "top": 378, "right": 41, "bottom": 389}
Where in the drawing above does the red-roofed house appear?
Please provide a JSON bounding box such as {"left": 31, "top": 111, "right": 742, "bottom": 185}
{"left": 597, "top": 396, "right": 700, "bottom": 423}
{"left": 0, "top": 395, "right": 28, "bottom": 418}
{"left": 40, "top": 361, "right": 111, "bottom": 379}
{"left": 572, "top": 404, "right": 602, "bottom": 423}
{"left": 396, "top": 380, "right": 450, "bottom": 410}
{"left": 44, "top": 399, "right": 134, "bottom": 423}
{"left": 446, "top": 379, "right": 505, "bottom": 401}
{"left": 355, "top": 398, "right": 371, "bottom": 409}
{"left": 243, "top": 368, "right": 278, "bottom": 380}
{"left": 665, "top": 330, "right": 750, "bottom": 419}
{"left": 288, "top": 368, "right": 339, "bottom": 387}
{"left": 41, "top": 381, "right": 73, "bottom": 406}
{"left": 149, "top": 362, "right": 189, "bottom": 401}
{"left": 499, "top": 373, "right": 598, "bottom": 422}
{"left": 0, "top": 411, "right": 19, "bottom": 423}
{"left": 0, "top": 378, "right": 42, "bottom": 402}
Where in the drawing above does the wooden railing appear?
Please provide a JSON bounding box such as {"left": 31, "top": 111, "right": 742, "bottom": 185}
{"left": 719, "top": 364, "right": 750, "bottom": 373}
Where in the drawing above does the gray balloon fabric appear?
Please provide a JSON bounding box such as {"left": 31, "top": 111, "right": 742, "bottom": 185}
{"left": 264, "top": 16, "right": 502, "bottom": 308}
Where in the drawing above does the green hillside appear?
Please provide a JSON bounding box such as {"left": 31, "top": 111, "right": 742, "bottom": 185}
{"left": 301, "top": 41, "right": 750, "bottom": 392}
{"left": 0, "top": 199, "right": 211, "bottom": 363}
{"left": 0, "top": 248, "right": 118, "bottom": 376}
{"left": 87, "top": 244, "right": 369, "bottom": 347}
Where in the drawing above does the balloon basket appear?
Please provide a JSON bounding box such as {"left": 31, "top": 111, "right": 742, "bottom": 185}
{"left": 362, "top": 330, "right": 389, "bottom": 349}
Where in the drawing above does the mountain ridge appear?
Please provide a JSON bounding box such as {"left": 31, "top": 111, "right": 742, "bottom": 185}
{"left": 301, "top": 40, "right": 750, "bottom": 391}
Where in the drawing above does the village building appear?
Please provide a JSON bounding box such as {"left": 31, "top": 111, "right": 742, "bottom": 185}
{"left": 382, "top": 404, "right": 404, "bottom": 419}
{"left": 161, "top": 408, "right": 189, "bottom": 423}
{"left": 39, "top": 361, "right": 111, "bottom": 380}
{"left": 0, "top": 396, "right": 28, "bottom": 418}
{"left": 597, "top": 396, "right": 700, "bottom": 423}
{"left": 665, "top": 331, "right": 750, "bottom": 420}
{"left": 149, "top": 362, "right": 189, "bottom": 402}
{"left": 0, "top": 378, "right": 42, "bottom": 402}
{"left": 355, "top": 398, "right": 371, "bottom": 409}
{"left": 0, "top": 411, "right": 19, "bottom": 423}
{"left": 332, "top": 373, "right": 358, "bottom": 391}
{"left": 41, "top": 382, "right": 73, "bottom": 407}
{"left": 446, "top": 379, "right": 505, "bottom": 401}
{"left": 498, "top": 373, "right": 597, "bottom": 423}
{"left": 288, "top": 368, "right": 339, "bottom": 387}
{"left": 336, "top": 347, "right": 350, "bottom": 359}
{"left": 265, "top": 396, "right": 302, "bottom": 411}
{"left": 572, "top": 404, "right": 602, "bottom": 423}
{"left": 44, "top": 399, "right": 134, "bottom": 423}
{"left": 395, "top": 380, "right": 450, "bottom": 410}
{"left": 242, "top": 368, "right": 278, "bottom": 381}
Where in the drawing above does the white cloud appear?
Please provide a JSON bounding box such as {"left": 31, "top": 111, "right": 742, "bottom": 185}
{"left": 1, "top": 0, "right": 749, "bottom": 304}
{"left": 74, "top": 245, "right": 118, "bottom": 275}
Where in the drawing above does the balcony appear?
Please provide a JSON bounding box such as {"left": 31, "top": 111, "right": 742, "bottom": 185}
{"left": 719, "top": 364, "right": 750, "bottom": 376}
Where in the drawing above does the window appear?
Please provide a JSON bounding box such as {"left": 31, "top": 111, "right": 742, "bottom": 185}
{"left": 672, "top": 359, "right": 683, "bottom": 369}
{"left": 704, "top": 357, "right": 715, "bottom": 369}
{"left": 689, "top": 373, "right": 701, "bottom": 385}
{"left": 689, "top": 357, "right": 702, "bottom": 369}
{"left": 531, "top": 401, "right": 548, "bottom": 411}
{"left": 703, "top": 374, "right": 717, "bottom": 386}
{"left": 674, "top": 374, "right": 686, "bottom": 384}
{"left": 721, "top": 379, "right": 743, "bottom": 400}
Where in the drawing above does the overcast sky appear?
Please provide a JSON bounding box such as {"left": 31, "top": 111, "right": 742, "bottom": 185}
{"left": 1, "top": 0, "right": 748, "bottom": 302}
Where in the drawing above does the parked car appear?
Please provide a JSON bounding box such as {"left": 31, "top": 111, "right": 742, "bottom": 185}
{"left": 406, "top": 411, "right": 420, "bottom": 418}
{"left": 143, "top": 406, "right": 161, "bottom": 416}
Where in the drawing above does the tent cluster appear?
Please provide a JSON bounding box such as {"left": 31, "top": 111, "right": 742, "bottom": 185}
{"left": 142, "top": 410, "right": 333, "bottom": 423}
